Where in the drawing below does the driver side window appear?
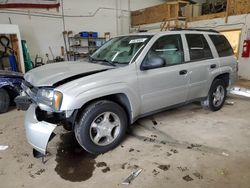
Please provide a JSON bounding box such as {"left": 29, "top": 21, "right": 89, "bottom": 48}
{"left": 147, "top": 34, "right": 184, "bottom": 66}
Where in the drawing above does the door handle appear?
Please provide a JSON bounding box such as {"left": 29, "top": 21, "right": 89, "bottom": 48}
{"left": 210, "top": 64, "right": 217, "bottom": 69}
{"left": 179, "top": 70, "right": 187, "bottom": 75}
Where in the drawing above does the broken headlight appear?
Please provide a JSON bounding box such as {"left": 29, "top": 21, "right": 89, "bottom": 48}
{"left": 37, "top": 88, "right": 63, "bottom": 111}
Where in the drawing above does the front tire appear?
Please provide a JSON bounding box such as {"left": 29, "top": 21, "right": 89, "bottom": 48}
{"left": 74, "top": 100, "right": 128, "bottom": 154}
{"left": 0, "top": 88, "right": 10, "bottom": 113}
{"left": 201, "top": 79, "right": 226, "bottom": 111}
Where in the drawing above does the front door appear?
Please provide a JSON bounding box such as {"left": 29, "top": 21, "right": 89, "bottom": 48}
{"left": 137, "top": 34, "right": 190, "bottom": 114}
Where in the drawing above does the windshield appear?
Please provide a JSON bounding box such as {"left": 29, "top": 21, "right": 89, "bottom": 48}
{"left": 90, "top": 35, "right": 152, "bottom": 65}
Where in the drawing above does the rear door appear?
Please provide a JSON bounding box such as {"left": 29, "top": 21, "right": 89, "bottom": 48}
{"left": 137, "top": 34, "right": 190, "bottom": 114}
{"left": 184, "top": 33, "right": 219, "bottom": 100}
{"left": 208, "top": 34, "right": 237, "bottom": 83}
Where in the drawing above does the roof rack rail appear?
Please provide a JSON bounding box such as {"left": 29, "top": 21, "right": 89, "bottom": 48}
{"left": 171, "top": 28, "right": 219, "bottom": 33}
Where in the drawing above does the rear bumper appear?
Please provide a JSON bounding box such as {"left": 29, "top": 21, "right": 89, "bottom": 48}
{"left": 25, "top": 104, "right": 57, "bottom": 155}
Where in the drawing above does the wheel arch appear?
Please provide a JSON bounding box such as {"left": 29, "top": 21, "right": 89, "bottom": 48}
{"left": 72, "top": 93, "right": 133, "bottom": 127}
{"left": 203, "top": 72, "right": 230, "bottom": 99}
{"left": 214, "top": 73, "right": 230, "bottom": 88}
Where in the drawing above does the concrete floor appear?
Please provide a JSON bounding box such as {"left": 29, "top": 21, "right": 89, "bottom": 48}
{"left": 1, "top": 95, "right": 250, "bottom": 188}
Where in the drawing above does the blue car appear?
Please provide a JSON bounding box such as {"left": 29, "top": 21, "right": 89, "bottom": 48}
{"left": 0, "top": 71, "right": 23, "bottom": 113}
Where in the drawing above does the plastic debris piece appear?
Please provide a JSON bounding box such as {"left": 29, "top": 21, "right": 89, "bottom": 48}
{"left": 225, "top": 101, "right": 234, "bottom": 105}
{"left": 122, "top": 169, "right": 142, "bottom": 185}
{"left": 222, "top": 152, "right": 229, "bottom": 157}
{"left": 0, "top": 145, "right": 8, "bottom": 150}
{"left": 230, "top": 87, "right": 250, "bottom": 98}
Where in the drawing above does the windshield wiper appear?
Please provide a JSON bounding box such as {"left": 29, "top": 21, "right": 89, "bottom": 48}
{"left": 89, "top": 56, "right": 116, "bottom": 67}
{"left": 101, "top": 59, "right": 116, "bottom": 67}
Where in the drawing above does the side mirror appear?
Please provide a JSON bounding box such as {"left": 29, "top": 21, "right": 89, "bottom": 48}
{"left": 141, "top": 56, "right": 166, "bottom": 70}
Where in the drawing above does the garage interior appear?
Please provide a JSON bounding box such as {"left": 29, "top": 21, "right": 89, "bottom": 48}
{"left": 0, "top": 0, "right": 250, "bottom": 188}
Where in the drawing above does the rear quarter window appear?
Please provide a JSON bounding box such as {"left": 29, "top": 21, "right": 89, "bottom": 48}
{"left": 209, "top": 35, "right": 234, "bottom": 57}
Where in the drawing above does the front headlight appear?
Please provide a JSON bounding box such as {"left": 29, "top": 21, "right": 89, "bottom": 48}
{"left": 37, "top": 88, "right": 63, "bottom": 111}
{"left": 37, "top": 89, "right": 54, "bottom": 99}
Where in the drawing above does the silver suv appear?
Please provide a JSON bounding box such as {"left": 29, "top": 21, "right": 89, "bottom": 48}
{"left": 17, "top": 29, "right": 237, "bottom": 156}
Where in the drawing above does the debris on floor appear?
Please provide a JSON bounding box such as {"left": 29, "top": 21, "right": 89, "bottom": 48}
{"left": 182, "top": 175, "right": 193, "bottom": 182}
{"left": 152, "top": 169, "right": 160, "bottom": 176}
{"left": 151, "top": 118, "right": 158, "bottom": 126}
{"left": 35, "top": 169, "right": 45, "bottom": 175}
{"left": 0, "top": 145, "right": 8, "bottom": 150}
{"left": 122, "top": 169, "right": 142, "bottom": 185}
{"left": 193, "top": 172, "right": 203, "bottom": 179}
{"left": 127, "top": 164, "right": 139, "bottom": 170}
{"left": 121, "top": 163, "right": 127, "bottom": 170}
{"left": 230, "top": 87, "right": 250, "bottom": 98}
{"left": 225, "top": 101, "right": 235, "bottom": 105}
{"left": 158, "top": 164, "right": 170, "bottom": 171}
{"left": 222, "top": 152, "right": 229, "bottom": 157}
{"left": 96, "top": 162, "right": 107, "bottom": 167}
{"left": 177, "top": 166, "right": 189, "bottom": 172}
{"left": 151, "top": 134, "right": 157, "bottom": 138}
{"left": 102, "top": 167, "right": 110, "bottom": 173}
{"left": 170, "top": 149, "right": 178, "bottom": 153}
{"left": 187, "top": 144, "right": 202, "bottom": 150}
{"left": 129, "top": 148, "right": 134, "bottom": 152}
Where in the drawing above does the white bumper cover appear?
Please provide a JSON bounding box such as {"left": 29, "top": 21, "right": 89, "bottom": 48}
{"left": 25, "top": 104, "right": 57, "bottom": 154}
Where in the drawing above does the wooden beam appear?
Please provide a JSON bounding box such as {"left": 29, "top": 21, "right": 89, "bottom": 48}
{"left": 188, "top": 12, "right": 226, "bottom": 22}
{"left": 131, "top": 0, "right": 250, "bottom": 27}
{"left": 131, "top": 1, "right": 188, "bottom": 26}
{"left": 10, "top": 34, "right": 21, "bottom": 72}
{"left": 225, "top": 0, "right": 230, "bottom": 23}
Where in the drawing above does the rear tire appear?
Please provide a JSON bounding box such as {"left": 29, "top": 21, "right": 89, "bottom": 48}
{"left": 0, "top": 88, "right": 10, "bottom": 113}
{"left": 201, "top": 79, "right": 226, "bottom": 111}
{"left": 74, "top": 100, "right": 128, "bottom": 154}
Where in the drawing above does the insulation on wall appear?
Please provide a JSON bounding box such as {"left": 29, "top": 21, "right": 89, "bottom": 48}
{"left": 0, "top": 0, "right": 60, "bottom": 9}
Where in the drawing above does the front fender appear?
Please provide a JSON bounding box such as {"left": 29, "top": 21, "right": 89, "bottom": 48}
{"left": 60, "top": 82, "right": 140, "bottom": 121}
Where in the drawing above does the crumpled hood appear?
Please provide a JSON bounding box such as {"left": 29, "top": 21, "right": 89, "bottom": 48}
{"left": 24, "top": 61, "right": 112, "bottom": 87}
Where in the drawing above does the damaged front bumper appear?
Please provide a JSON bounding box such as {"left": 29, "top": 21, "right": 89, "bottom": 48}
{"left": 25, "top": 104, "right": 57, "bottom": 155}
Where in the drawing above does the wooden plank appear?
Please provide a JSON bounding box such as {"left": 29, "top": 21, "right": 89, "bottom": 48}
{"left": 131, "top": 2, "right": 184, "bottom": 26}
{"left": 10, "top": 34, "right": 21, "bottom": 72}
{"left": 187, "top": 12, "right": 226, "bottom": 22}
{"left": 225, "top": 0, "right": 230, "bottom": 23}
{"left": 131, "top": 0, "right": 250, "bottom": 26}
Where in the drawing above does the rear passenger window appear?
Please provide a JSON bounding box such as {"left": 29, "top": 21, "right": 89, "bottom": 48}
{"left": 186, "top": 34, "right": 213, "bottom": 61}
{"left": 147, "top": 34, "right": 184, "bottom": 66}
{"left": 209, "top": 35, "right": 234, "bottom": 57}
